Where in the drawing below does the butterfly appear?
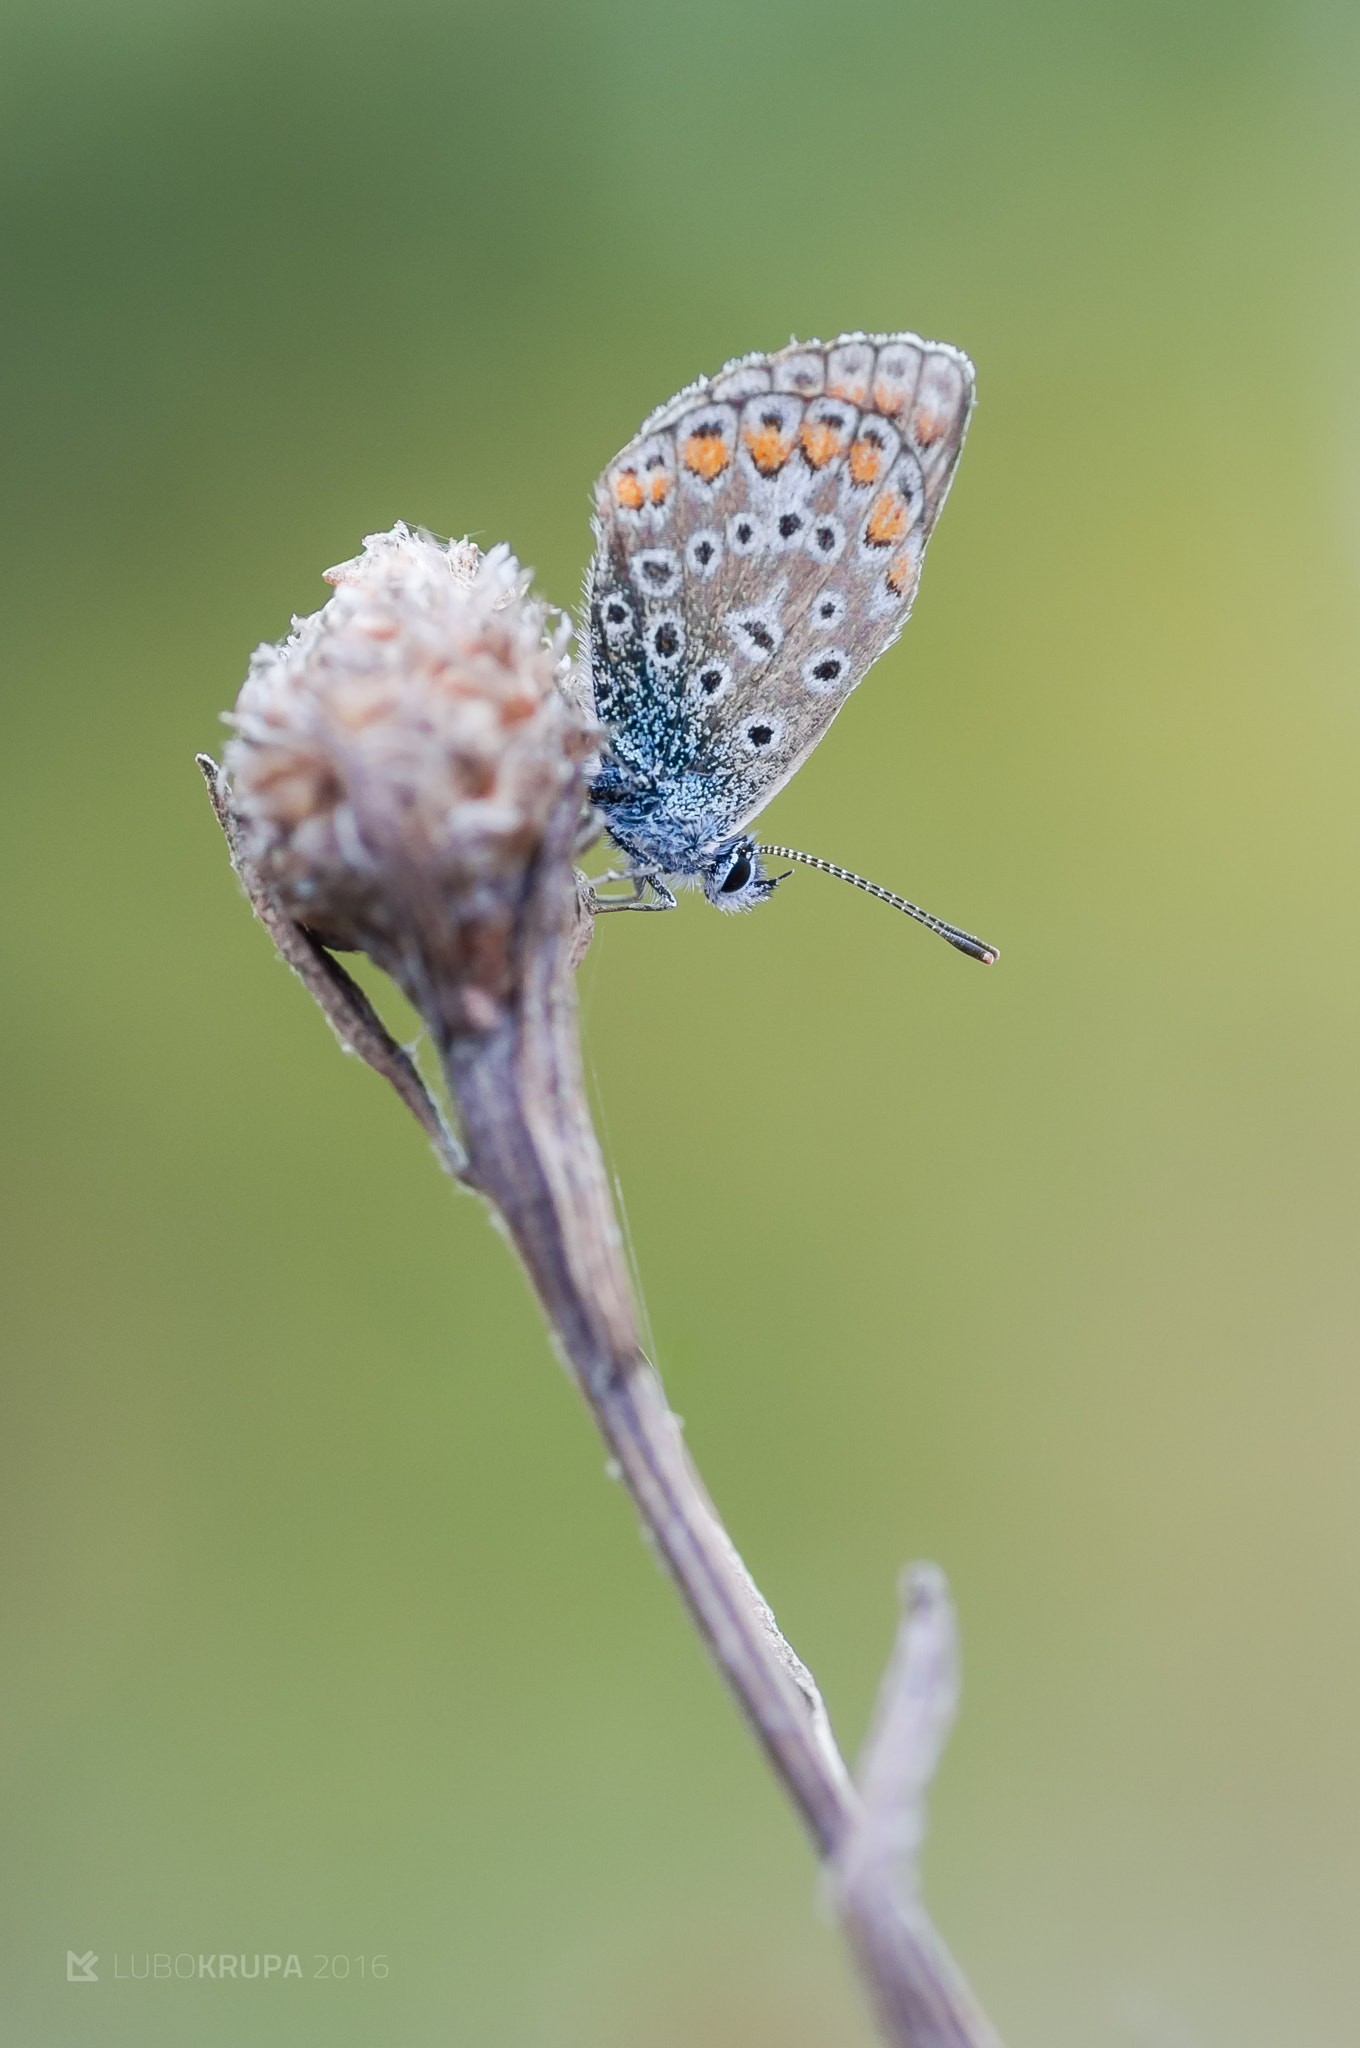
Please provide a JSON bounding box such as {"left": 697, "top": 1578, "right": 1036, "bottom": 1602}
{"left": 581, "top": 330, "right": 996, "bottom": 963}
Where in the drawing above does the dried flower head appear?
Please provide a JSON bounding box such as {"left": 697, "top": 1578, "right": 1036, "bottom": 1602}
{"left": 223, "top": 524, "right": 596, "bottom": 1034}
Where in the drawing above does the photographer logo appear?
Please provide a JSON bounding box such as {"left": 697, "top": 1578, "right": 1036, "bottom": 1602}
{"left": 64, "top": 1948, "right": 386, "bottom": 1983}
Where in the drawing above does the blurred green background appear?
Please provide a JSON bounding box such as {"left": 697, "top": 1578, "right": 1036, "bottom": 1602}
{"left": 4, "top": 1, "right": 1359, "bottom": 2042}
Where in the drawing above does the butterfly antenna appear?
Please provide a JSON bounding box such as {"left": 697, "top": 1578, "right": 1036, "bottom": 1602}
{"left": 756, "top": 845, "right": 999, "bottom": 965}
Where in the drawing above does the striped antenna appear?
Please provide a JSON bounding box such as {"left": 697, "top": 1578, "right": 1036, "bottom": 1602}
{"left": 756, "top": 846, "right": 999, "bottom": 965}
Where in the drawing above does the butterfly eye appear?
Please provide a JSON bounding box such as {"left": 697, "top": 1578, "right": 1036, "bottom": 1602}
{"left": 720, "top": 850, "right": 753, "bottom": 893}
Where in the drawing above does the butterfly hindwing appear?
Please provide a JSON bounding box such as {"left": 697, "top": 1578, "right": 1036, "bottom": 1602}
{"left": 586, "top": 330, "right": 974, "bottom": 865}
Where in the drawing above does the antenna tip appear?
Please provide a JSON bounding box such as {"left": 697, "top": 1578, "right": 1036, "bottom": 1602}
{"left": 949, "top": 932, "right": 1000, "bottom": 965}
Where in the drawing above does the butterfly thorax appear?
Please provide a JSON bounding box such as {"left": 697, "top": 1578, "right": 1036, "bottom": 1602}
{"left": 588, "top": 759, "right": 737, "bottom": 879}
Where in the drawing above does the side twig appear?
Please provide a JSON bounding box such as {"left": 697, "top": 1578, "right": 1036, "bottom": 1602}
{"left": 833, "top": 1567, "right": 1004, "bottom": 2048}
{"left": 198, "top": 754, "right": 465, "bottom": 1178}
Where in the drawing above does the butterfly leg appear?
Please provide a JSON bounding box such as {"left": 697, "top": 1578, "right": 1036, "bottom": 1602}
{"left": 587, "top": 871, "right": 678, "bottom": 913}
{"left": 573, "top": 806, "right": 607, "bottom": 855}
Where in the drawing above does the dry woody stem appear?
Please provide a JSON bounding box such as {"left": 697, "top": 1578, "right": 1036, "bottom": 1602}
{"left": 204, "top": 526, "right": 1004, "bottom": 2048}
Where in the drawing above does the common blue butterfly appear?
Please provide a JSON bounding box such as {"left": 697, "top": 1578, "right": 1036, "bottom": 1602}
{"left": 584, "top": 331, "right": 996, "bottom": 962}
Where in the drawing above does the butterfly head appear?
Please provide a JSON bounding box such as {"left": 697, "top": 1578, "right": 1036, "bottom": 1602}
{"left": 700, "top": 835, "right": 780, "bottom": 914}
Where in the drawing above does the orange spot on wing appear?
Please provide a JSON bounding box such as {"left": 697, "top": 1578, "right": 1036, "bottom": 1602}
{"left": 827, "top": 370, "right": 870, "bottom": 404}
{"left": 913, "top": 409, "right": 942, "bottom": 447}
{"left": 886, "top": 551, "right": 917, "bottom": 596}
{"left": 872, "top": 379, "right": 909, "bottom": 415}
{"left": 614, "top": 470, "right": 644, "bottom": 510}
{"left": 743, "top": 418, "right": 795, "bottom": 475}
{"left": 800, "top": 419, "right": 845, "bottom": 469}
{"left": 848, "top": 435, "right": 886, "bottom": 487}
{"left": 649, "top": 472, "right": 670, "bottom": 504}
{"left": 683, "top": 429, "right": 729, "bottom": 481}
{"left": 865, "top": 494, "right": 909, "bottom": 549}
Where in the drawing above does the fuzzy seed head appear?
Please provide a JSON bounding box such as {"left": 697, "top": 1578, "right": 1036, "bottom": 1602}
{"left": 223, "top": 524, "right": 595, "bottom": 1028}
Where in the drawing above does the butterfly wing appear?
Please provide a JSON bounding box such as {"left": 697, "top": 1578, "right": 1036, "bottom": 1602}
{"left": 586, "top": 331, "right": 974, "bottom": 869}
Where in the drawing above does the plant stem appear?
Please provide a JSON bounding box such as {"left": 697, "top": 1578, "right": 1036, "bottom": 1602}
{"left": 203, "top": 758, "right": 1006, "bottom": 2048}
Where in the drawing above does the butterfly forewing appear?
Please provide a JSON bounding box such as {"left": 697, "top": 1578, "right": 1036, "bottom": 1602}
{"left": 587, "top": 330, "right": 974, "bottom": 858}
